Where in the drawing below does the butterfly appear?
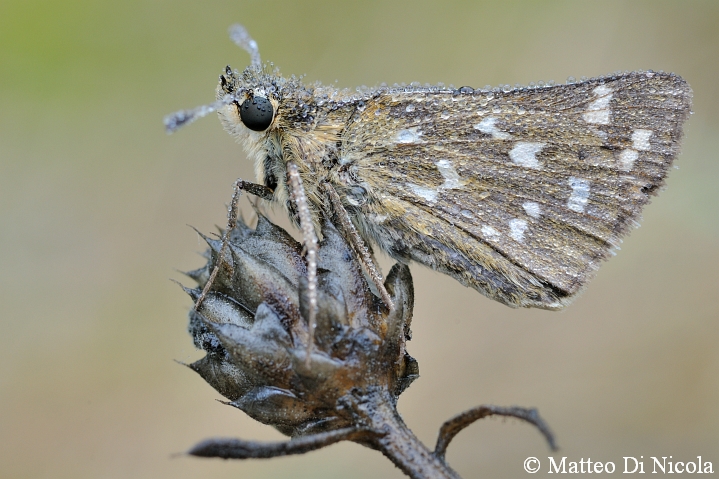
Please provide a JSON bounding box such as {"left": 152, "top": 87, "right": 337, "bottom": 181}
{"left": 166, "top": 24, "right": 692, "bottom": 318}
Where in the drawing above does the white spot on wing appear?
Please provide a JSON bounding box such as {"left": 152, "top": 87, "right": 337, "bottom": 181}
{"left": 583, "top": 85, "right": 613, "bottom": 125}
{"left": 509, "top": 142, "right": 545, "bottom": 169}
{"left": 474, "top": 116, "right": 511, "bottom": 140}
{"left": 436, "top": 159, "right": 464, "bottom": 189}
{"left": 593, "top": 84, "right": 612, "bottom": 96}
{"left": 619, "top": 149, "right": 639, "bottom": 171}
{"left": 567, "top": 177, "right": 591, "bottom": 213}
{"left": 522, "top": 201, "right": 542, "bottom": 218}
{"left": 481, "top": 225, "right": 500, "bottom": 241}
{"left": 509, "top": 219, "right": 528, "bottom": 243}
{"left": 407, "top": 183, "right": 437, "bottom": 203}
{"left": 407, "top": 160, "right": 463, "bottom": 203}
{"left": 395, "top": 127, "right": 422, "bottom": 144}
{"left": 584, "top": 110, "right": 610, "bottom": 124}
{"left": 632, "top": 129, "right": 652, "bottom": 151}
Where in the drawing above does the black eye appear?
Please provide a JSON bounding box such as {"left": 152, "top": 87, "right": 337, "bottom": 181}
{"left": 239, "top": 96, "right": 274, "bottom": 131}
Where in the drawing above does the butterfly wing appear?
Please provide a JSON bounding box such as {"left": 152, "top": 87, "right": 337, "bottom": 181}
{"left": 339, "top": 72, "right": 692, "bottom": 309}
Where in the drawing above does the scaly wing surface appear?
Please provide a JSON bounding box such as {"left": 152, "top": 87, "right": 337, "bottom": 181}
{"left": 339, "top": 72, "right": 692, "bottom": 309}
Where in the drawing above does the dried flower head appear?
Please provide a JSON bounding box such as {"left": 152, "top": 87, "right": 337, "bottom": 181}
{"left": 180, "top": 214, "right": 556, "bottom": 479}
{"left": 184, "top": 214, "right": 417, "bottom": 436}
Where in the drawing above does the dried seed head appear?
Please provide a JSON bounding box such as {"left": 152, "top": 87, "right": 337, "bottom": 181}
{"left": 183, "top": 215, "right": 417, "bottom": 437}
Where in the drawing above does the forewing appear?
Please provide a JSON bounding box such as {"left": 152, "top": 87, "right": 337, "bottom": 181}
{"left": 340, "top": 72, "right": 692, "bottom": 308}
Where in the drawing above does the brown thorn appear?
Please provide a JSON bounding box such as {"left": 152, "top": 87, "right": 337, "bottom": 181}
{"left": 433, "top": 404, "right": 558, "bottom": 460}
{"left": 322, "top": 182, "right": 395, "bottom": 311}
{"left": 287, "top": 163, "right": 318, "bottom": 363}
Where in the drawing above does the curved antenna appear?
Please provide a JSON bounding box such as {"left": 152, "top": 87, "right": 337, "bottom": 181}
{"left": 228, "top": 24, "right": 261, "bottom": 71}
{"left": 164, "top": 94, "right": 238, "bottom": 134}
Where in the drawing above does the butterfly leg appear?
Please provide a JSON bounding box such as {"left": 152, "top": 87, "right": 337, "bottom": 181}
{"left": 322, "top": 182, "right": 394, "bottom": 311}
{"left": 194, "top": 178, "right": 274, "bottom": 311}
{"left": 287, "top": 163, "right": 318, "bottom": 360}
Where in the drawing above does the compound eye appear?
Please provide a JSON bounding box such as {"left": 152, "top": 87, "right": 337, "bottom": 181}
{"left": 239, "top": 96, "right": 274, "bottom": 131}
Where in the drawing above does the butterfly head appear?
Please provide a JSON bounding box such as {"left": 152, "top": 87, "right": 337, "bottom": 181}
{"left": 163, "top": 24, "right": 310, "bottom": 138}
{"left": 215, "top": 65, "right": 282, "bottom": 137}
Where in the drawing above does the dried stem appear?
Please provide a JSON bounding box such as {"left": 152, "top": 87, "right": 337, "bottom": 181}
{"left": 186, "top": 397, "right": 556, "bottom": 478}
{"left": 360, "top": 392, "right": 461, "bottom": 479}
{"left": 434, "top": 404, "right": 558, "bottom": 460}
{"left": 189, "top": 427, "right": 374, "bottom": 459}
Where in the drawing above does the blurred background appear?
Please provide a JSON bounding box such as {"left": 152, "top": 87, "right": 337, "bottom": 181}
{"left": 1, "top": 1, "right": 717, "bottom": 477}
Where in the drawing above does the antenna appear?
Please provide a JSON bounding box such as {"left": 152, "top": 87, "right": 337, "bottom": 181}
{"left": 229, "top": 24, "right": 261, "bottom": 71}
{"left": 164, "top": 95, "right": 237, "bottom": 134}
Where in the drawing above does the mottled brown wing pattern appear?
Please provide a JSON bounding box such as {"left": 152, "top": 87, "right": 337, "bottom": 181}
{"left": 341, "top": 72, "right": 691, "bottom": 309}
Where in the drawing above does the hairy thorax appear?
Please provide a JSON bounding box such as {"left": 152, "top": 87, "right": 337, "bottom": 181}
{"left": 217, "top": 84, "right": 385, "bottom": 237}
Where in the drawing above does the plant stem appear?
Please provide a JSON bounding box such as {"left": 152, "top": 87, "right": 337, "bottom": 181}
{"left": 357, "top": 393, "right": 461, "bottom": 479}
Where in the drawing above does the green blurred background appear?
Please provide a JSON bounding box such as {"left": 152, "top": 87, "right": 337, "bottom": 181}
{"left": 1, "top": 1, "right": 717, "bottom": 477}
